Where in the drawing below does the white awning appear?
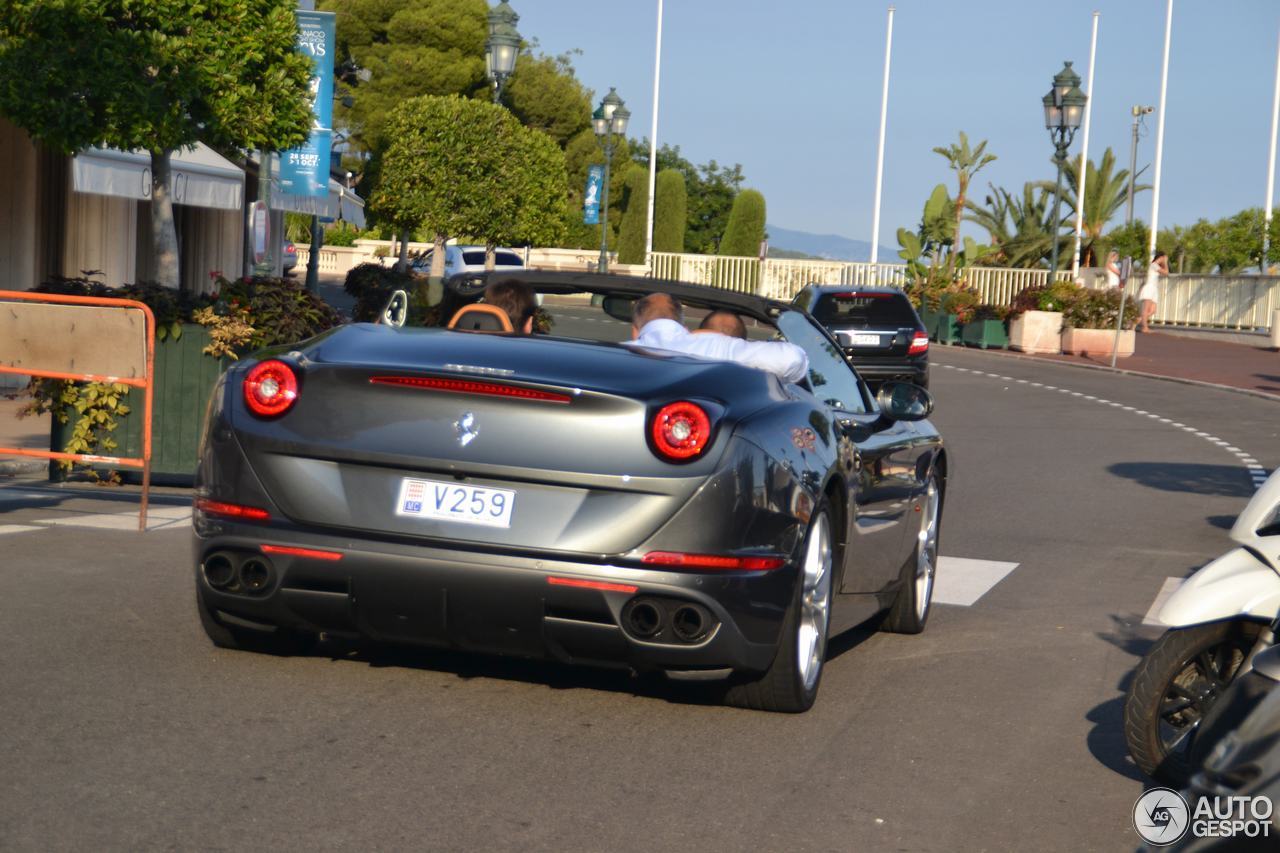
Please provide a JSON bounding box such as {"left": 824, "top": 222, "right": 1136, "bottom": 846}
{"left": 72, "top": 144, "right": 244, "bottom": 211}
{"left": 270, "top": 176, "right": 366, "bottom": 229}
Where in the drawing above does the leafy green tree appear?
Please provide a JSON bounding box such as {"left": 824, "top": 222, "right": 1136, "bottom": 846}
{"left": 933, "top": 131, "right": 996, "bottom": 273}
{"left": 0, "top": 0, "right": 313, "bottom": 291}
{"left": 616, "top": 169, "right": 648, "bottom": 265}
{"left": 1033, "top": 147, "right": 1148, "bottom": 266}
{"left": 1102, "top": 220, "right": 1149, "bottom": 263}
{"left": 653, "top": 168, "right": 687, "bottom": 253}
{"left": 504, "top": 51, "right": 592, "bottom": 149}
{"left": 636, "top": 143, "right": 743, "bottom": 253}
{"left": 321, "top": 0, "right": 487, "bottom": 154}
{"left": 718, "top": 189, "right": 766, "bottom": 257}
{"left": 372, "top": 95, "right": 566, "bottom": 286}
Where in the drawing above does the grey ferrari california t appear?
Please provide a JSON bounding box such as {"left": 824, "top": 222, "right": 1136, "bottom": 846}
{"left": 192, "top": 272, "right": 947, "bottom": 712}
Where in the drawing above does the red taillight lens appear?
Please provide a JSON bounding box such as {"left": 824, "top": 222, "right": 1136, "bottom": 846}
{"left": 260, "top": 544, "right": 343, "bottom": 561}
{"left": 547, "top": 576, "right": 639, "bottom": 594}
{"left": 641, "top": 552, "right": 785, "bottom": 571}
{"left": 194, "top": 498, "right": 271, "bottom": 521}
{"left": 243, "top": 359, "right": 298, "bottom": 417}
{"left": 650, "top": 401, "right": 712, "bottom": 461}
{"left": 908, "top": 332, "right": 929, "bottom": 355}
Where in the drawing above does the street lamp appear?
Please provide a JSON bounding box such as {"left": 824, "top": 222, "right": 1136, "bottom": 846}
{"left": 1042, "top": 61, "right": 1088, "bottom": 276}
{"left": 485, "top": 1, "right": 520, "bottom": 104}
{"left": 593, "top": 88, "right": 630, "bottom": 273}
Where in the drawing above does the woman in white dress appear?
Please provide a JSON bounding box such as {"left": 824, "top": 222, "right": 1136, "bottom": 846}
{"left": 1105, "top": 250, "right": 1121, "bottom": 288}
{"left": 1137, "top": 251, "right": 1167, "bottom": 333}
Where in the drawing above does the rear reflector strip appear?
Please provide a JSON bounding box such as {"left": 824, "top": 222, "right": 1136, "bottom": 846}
{"left": 547, "top": 576, "right": 639, "bottom": 594}
{"left": 641, "top": 552, "right": 785, "bottom": 571}
{"left": 193, "top": 498, "right": 270, "bottom": 521}
{"left": 369, "top": 375, "right": 571, "bottom": 403}
{"left": 260, "top": 544, "right": 344, "bottom": 561}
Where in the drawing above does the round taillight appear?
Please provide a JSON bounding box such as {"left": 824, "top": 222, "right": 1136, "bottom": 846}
{"left": 243, "top": 359, "right": 298, "bottom": 417}
{"left": 651, "top": 401, "right": 712, "bottom": 461}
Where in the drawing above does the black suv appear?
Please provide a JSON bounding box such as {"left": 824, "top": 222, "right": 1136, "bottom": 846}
{"left": 794, "top": 284, "right": 929, "bottom": 389}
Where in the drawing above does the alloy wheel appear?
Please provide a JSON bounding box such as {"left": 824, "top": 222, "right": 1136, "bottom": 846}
{"left": 915, "top": 478, "right": 940, "bottom": 621}
{"left": 797, "top": 512, "right": 833, "bottom": 691}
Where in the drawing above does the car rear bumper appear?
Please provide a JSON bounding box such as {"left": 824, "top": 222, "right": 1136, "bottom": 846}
{"left": 193, "top": 522, "right": 793, "bottom": 674}
{"left": 847, "top": 356, "right": 929, "bottom": 387}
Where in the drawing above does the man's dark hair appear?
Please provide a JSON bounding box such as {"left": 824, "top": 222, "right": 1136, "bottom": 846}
{"left": 699, "top": 310, "right": 747, "bottom": 339}
{"left": 484, "top": 278, "right": 537, "bottom": 330}
{"left": 633, "top": 292, "right": 682, "bottom": 328}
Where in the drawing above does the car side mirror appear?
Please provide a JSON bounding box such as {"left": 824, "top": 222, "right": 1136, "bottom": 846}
{"left": 381, "top": 290, "right": 408, "bottom": 327}
{"left": 875, "top": 381, "right": 933, "bottom": 422}
{"left": 602, "top": 295, "right": 635, "bottom": 324}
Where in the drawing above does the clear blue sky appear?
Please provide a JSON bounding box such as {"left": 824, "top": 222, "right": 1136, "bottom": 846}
{"left": 518, "top": 0, "right": 1280, "bottom": 248}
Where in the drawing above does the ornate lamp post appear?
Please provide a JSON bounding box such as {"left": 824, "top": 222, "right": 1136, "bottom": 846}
{"left": 485, "top": 1, "right": 520, "bottom": 104}
{"left": 1042, "top": 61, "right": 1088, "bottom": 276}
{"left": 593, "top": 88, "right": 630, "bottom": 273}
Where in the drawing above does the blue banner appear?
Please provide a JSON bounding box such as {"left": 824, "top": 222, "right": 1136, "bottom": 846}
{"left": 278, "top": 10, "right": 336, "bottom": 197}
{"left": 583, "top": 165, "right": 603, "bottom": 225}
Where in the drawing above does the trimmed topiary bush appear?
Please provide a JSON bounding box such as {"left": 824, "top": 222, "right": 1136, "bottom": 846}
{"left": 718, "top": 189, "right": 766, "bottom": 257}
{"left": 616, "top": 168, "right": 648, "bottom": 265}
{"left": 653, "top": 168, "right": 687, "bottom": 253}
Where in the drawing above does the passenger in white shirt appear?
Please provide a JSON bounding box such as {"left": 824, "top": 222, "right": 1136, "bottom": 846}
{"left": 627, "top": 293, "right": 809, "bottom": 384}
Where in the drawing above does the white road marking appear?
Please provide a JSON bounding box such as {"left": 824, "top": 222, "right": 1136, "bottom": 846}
{"left": 1143, "top": 577, "right": 1185, "bottom": 626}
{"left": 0, "top": 524, "right": 41, "bottom": 536}
{"left": 934, "top": 556, "right": 1019, "bottom": 607}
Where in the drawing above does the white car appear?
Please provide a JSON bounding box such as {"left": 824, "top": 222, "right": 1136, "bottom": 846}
{"left": 411, "top": 245, "right": 525, "bottom": 277}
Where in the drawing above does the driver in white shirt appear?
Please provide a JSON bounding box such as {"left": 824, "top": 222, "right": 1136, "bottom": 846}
{"left": 627, "top": 293, "right": 809, "bottom": 384}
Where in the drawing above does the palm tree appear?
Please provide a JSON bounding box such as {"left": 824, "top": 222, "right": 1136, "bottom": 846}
{"left": 933, "top": 132, "right": 996, "bottom": 274}
{"left": 965, "top": 183, "right": 1060, "bottom": 269}
{"left": 1034, "top": 147, "right": 1148, "bottom": 267}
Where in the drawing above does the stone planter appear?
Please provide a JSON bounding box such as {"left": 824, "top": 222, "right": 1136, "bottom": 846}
{"left": 961, "top": 319, "right": 1009, "bottom": 350}
{"left": 1061, "top": 327, "right": 1134, "bottom": 358}
{"left": 1008, "top": 310, "right": 1063, "bottom": 354}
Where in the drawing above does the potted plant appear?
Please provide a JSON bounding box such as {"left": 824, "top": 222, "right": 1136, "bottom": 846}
{"left": 960, "top": 304, "right": 1010, "bottom": 349}
{"left": 935, "top": 285, "right": 979, "bottom": 345}
{"left": 1007, "top": 282, "right": 1074, "bottom": 354}
{"left": 1061, "top": 287, "right": 1138, "bottom": 357}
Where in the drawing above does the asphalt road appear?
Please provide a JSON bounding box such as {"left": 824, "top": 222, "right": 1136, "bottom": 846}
{"left": 1, "top": 313, "right": 1276, "bottom": 851}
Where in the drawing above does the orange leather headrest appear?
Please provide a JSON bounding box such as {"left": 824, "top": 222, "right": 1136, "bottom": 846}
{"left": 447, "top": 303, "right": 514, "bottom": 333}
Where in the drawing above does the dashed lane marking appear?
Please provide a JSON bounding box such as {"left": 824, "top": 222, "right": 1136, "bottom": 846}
{"left": 939, "top": 363, "right": 1270, "bottom": 491}
{"left": 933, "top": 557, "right": 1020, "bottom": 607}
{"left": 0, "top": 524, "right": 41, "bottom": 536}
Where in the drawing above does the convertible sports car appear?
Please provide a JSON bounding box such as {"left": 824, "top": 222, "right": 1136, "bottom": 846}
{"left": 193, "top": 272, "right": 947, "bottom": 712}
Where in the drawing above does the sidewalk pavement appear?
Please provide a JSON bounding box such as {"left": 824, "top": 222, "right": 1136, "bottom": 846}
{"left": 0, "top": 396, "right": 50, "bottom": 476}
{"left": 946, "top": 327, "right": 1280, "bottom": 400}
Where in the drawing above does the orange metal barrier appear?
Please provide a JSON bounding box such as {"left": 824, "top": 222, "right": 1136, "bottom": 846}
{"left": 0, "top": 290, "right": 156, "bottom": 530}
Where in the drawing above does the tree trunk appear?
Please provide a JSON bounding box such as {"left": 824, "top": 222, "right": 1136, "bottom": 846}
{"left": 395, "top": 228, "right": 410, "bottom": 272}
{"left": 485, "top": 243, "right": 496, "bottom": 271}
{"left": 150, "top": 149, "right": 181, "bottom": 290}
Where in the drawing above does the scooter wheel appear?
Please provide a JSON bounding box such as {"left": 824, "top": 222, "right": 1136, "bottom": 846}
{"left": 1123, "top": 620, "right": 1264, "bottom": 785}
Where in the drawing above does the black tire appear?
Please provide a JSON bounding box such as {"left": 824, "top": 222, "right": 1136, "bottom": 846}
{"left": 724, "top": 505, "right": 834, "bottom": 713}
{"left": 1123, "top": 620, "right": 1264, "bottom": 785}
{"left": 196, "top": 589, "right": 317, "bottom": 656}
{"left": 880, "top": 472, "right": 942, "bottom": 634}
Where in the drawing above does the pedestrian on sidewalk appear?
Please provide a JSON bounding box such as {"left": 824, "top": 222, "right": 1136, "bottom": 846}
{"left": 1105, "top": 250, "right": 1121, "bottom": 288}
{"left": 1137, "top": 251, "right": 1167, "bottom": 333}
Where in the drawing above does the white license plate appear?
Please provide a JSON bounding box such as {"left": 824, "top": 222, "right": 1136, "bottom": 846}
{"left": 851, "top": 333, "right": 882, "bottom": 346}
{"left": 395, "top": 477, "right": 516, "bottom": 528}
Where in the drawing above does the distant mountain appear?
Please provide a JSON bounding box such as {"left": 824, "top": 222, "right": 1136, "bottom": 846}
{"left": 766, "top": 223, "right": 894, "bottom": 263}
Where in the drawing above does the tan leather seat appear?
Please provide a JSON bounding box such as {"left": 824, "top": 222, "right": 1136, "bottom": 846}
{"left": 447, "top": 303, "right": 513, "bottom": 333}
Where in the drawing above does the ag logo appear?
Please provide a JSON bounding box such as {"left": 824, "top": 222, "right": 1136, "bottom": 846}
{"left": 1134, "top": 787, "right": 1190, "bottom": 846}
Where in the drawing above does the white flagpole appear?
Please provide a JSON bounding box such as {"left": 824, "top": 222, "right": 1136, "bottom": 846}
{"left": 869, "top": 6, "right": 894, "bottom": 265}
{"left": 1147, "top": 0, "right": 1173, "bottom": 261}
{"left": 1264, "top": 24, "right": 1280, "bottom": 273}
{"left": 644, "top": 0, "right": 664, "bottom": 271}
{"left": 1071, "top": 11, "right": 1099, "bottom": 279}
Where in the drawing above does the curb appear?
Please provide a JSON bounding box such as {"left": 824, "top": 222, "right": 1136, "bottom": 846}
{"left": 0, "top": 457, "right": 47, "bottom": 476}
{"left": 933, "top": 343, "right": 1280, "bottom": 405}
